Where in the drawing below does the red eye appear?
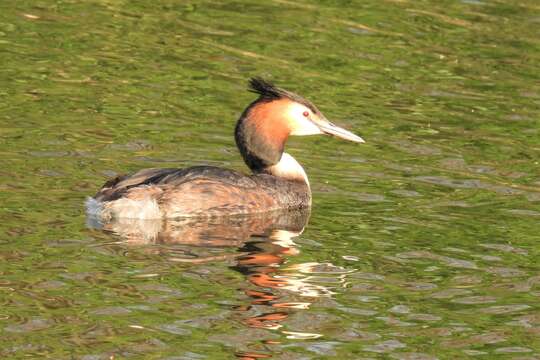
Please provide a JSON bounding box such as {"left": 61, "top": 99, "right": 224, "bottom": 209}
{"left": 303, "top": 111, "right": 309, "bottom": 117}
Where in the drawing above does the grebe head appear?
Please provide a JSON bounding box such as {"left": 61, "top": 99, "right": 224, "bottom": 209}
{"left": 235, "top": 78, "right": 364, "bottom": 182}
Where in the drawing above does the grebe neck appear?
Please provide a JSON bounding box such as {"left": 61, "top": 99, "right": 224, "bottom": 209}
{"left": 262, "top": 152, "right": 310, "bottom": 188}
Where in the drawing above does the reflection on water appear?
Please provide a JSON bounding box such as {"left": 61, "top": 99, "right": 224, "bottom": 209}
{"left": 87, "top": 211, "right": 308, "bottom": 248}
{"left": 88, "top": 209, "right": 355, "bottom": 358}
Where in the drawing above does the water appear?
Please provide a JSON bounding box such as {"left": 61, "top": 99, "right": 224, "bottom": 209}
{"left": 1, "top": 0, "right": 539, "bottom": 358}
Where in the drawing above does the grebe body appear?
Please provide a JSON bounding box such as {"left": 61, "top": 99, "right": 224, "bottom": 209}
{"left": 87, "top": 78, "right": 364, "bottom": 220}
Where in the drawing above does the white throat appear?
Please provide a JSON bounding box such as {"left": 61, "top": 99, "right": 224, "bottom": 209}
{"left": 265, "top": 152, "right": 309, "bottom": 188}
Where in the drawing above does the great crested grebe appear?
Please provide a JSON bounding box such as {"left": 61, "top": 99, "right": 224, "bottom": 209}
{"left": 86, "top": 78, "right": 364, "bottom": 220}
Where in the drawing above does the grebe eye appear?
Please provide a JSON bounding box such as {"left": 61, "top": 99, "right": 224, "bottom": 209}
{"left": 303, "top": 111, "right": 309, "bottom": 117}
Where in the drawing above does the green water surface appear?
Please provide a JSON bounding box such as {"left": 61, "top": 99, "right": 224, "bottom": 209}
{"left": 1, "top": 0, "right": 539, "bottom": 359}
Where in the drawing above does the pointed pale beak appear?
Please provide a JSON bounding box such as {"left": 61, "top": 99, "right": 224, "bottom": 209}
{"left": 315, "top": 118, "right": 365, "bottom": 143}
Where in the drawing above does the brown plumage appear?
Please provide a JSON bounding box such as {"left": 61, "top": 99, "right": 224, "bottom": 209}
{"left": 92, "top": 166, "right": 309, "bottom": 220}
{"left": 87, "top": 78, "right": 364, "bottom": 220}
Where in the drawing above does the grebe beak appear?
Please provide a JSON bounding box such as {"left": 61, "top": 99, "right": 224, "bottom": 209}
{"left": 315, "top": 117, "right": 365, "bottom": 143}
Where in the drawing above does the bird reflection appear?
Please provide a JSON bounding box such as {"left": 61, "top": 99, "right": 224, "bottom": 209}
{"left": 87, "top": 209, "right": 354, "bottom": 359}
{"left": 87, "top": 209, "right": 309, "bottom": 248}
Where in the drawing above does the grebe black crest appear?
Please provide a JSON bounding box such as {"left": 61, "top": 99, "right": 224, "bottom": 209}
{"left": 86, "top": 78, "right": 364, "bottom": 220}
